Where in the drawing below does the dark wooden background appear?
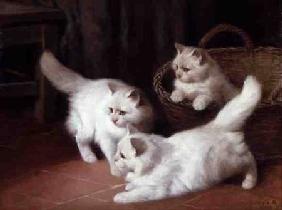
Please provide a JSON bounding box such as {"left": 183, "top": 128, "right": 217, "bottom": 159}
{"left": 8, "top": 0, "right": 282, "bottom": 96}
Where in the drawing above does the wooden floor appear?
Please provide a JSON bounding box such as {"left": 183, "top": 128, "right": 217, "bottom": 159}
{"left": 0, "top": 106, "right": 281, "bottom": 210}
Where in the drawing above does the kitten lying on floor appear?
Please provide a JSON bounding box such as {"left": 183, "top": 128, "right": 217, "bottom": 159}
{"left": 114, "top": 76, "right": 261, "bottom": 203}
{"left": 170, "top": 43, "right": 238, "bottom": 110}
{"left": 40, "top": 51, "right": 154, "bottom": 176}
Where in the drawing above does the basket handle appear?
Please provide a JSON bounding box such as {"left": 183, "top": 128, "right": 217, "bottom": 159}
{"left": 198, "top": 24, "right": 254, "bottom": 50}
{"left": 269, "top": 82, "right": 282, "bottom": 104}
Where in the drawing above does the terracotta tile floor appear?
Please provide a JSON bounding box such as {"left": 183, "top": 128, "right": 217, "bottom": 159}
{"left": 0, "top": 109, "right": 282, "bottom": 210}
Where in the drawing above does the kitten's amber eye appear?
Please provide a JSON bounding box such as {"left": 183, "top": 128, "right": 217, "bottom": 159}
{"left": 120, "top": 153, "right": 125, "bottom": 159}
{"left": 119, "top": 110, "right": 126, "bottom": 115}
{"left": 182, "top": 67, "right": 190, "bottom": 72}
{"left": 109, "top": 108, "right": 113, "bottom": 113}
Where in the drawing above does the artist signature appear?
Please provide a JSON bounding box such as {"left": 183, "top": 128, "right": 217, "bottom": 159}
{"left": 253, "top": 197, "right": 282, "bottom": 209}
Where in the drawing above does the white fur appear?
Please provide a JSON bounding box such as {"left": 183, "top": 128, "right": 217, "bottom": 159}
{"left": 114, "top": 76, "right": 261, "bottom": 203}
{"left": 40, "top": 51, "right": 154, "bottom": 176}
{"left": 170, "top": 43, "right": 239, "bottom": 110}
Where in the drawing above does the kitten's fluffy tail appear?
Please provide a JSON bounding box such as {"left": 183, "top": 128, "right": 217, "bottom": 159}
{"left": 211, "top": 76, "right": 262, "bottom": 131}
{"left": 40, "top": 51, "right": 87, "bottom": 94}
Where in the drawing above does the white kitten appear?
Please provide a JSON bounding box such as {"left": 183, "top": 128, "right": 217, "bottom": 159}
{"left": 114, "top": 128, "right": 163, "bottom": 181}
{"left": 40, "top": 51, "right": 154, "bottom": 176}
{"left": 170, "top": 43, "right": 239, "bottom": 110}
{"left": 114, "top": 76, "right": 261, "bottom": 203}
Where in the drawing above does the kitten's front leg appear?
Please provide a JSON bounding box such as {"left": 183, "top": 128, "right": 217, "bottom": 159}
{"left": 192, "top": 95, "right": 213, "bottom": 110}
{"left": 126, "top": 174, "right": 145, "bottom": 187}
{"left": 76, "top": 136, "right": 97, "bottom": 163}
{"left": 170, "top": 90, "right": 185, "bottom": 103}
{"left": 114, "top": 186, "right": 165, "bottom": 203}
{"left": 99, "top": 136, "right": 121, "bottom": 177}
{"left": 126, "top": 161, "right": 144, "bottom": 182}
{"left": 126, "top": 172, "right": 137, "bottom": 182}
{"left": 125, "top": 182, "right": 136, "bottom": 191}
{"left": 114, "top": 191, "right": 139, "bottom": 203}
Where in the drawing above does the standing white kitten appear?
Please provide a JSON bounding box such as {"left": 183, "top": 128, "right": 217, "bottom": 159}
{"left": 170, "top": 43, "right": 238, "bottom": 110}
{"left": 40, "top": 51, "right": 154, "bottom": 176}
{"left": 114, "top": 76, "right": 261, "bottom": 203}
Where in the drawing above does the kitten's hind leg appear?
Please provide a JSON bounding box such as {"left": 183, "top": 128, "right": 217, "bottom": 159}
{"left": 242, "top": 155, "right": 257, "bottom": 190}
{"left": 76, "top": 136, "right": 97, "bottom": 163}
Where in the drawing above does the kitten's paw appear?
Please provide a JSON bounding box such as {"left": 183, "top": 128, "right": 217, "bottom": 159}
{"left": 110, "top": 165, "right": 122, "bottom": 177}
{"left": 81, "top": 153, "right": 97, "bottom": 163}
{"left": 170, "top": 91, "right": 184, "bottom": 103}
{"left": 242, "top": 172, "right": 257, "bottom": 190}
{"left": 242, "top": 178, "right": 256, "bottom": 190}
{"left": 192, "top": 97, "right": 208, "bottom": 110}
{"left": 125, "top": 183, "right": 135, "bottom": 191}
{"left": 114, "top": 192, "right": 130, "bottom": 203}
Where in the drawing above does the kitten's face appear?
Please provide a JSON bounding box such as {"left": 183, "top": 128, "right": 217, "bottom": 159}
{"left": 172, "top": 43, "right": 209, "bottom": 83}
{"left": 114, "top": 134, "right": 147, "bottom": 176}
{"left": 104, "top": 87, "right": 143, "bottom": 128}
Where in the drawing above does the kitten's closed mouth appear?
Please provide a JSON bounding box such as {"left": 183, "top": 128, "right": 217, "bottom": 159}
{"left": 113, "top": 123, "right": 125, "bottom": 128}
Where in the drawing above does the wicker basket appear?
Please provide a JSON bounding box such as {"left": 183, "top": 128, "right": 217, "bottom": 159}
{"left": 153, "top": 24, "right": 282, "bottom": 147}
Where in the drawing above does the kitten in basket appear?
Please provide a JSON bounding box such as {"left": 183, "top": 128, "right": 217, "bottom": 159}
{"left": 114, "top": 76, "right": 261, "bottom": 203}
{"left": 170, "top": 43, "right": 239, "bottom": 110}
{"left": 40, "top": 51, "right": 154, "bottom": 176}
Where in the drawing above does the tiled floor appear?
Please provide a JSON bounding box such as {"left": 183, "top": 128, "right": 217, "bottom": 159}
{"left": 0, "top": 110, "right": 282, "bottom": 210}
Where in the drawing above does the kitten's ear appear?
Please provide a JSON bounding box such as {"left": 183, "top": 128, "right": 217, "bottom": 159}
{"left": 130, "top": 138, "right": 147, "bottom": 156}
{"left": 127, "top": 89, "right": 140, "bottom": 107}
{"left": 191, "top": 48, "right": 207, "bottom": 65}
{"left": 175, "top": 42, "right": 185, "bottom": 54}
{"left": 108, "top": 83, "right": 116, "bottom": 95}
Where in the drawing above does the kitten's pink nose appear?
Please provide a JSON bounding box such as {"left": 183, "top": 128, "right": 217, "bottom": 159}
{"left": 112, "top": 119, "right": 118, "bottom": 124}
{"left": 176, "top": 72, "right": 182, "bottom": 78}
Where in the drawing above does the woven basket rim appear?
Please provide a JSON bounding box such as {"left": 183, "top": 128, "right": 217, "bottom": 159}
{"left": 153, "top": 55, "right": 282, "bottom": 110}
{"left": 201, "top": 46, "right": 282, "bottom": 52}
